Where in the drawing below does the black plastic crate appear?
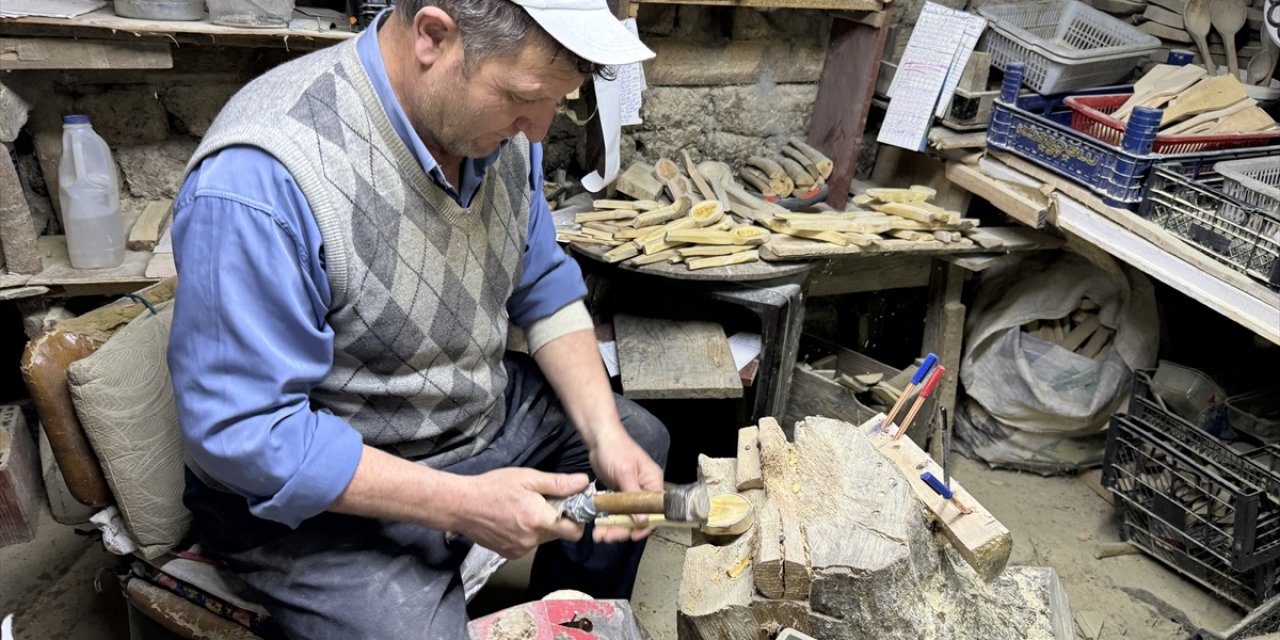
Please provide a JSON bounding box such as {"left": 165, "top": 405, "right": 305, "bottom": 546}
{"left": 1116, "top": 497, "right": 1278, "bottom": 610}
{"left": 1102, "top": 374, "right": 1280, "bottom": 574}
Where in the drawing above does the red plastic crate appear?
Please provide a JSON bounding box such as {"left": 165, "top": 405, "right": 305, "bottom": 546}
{"left": 1064, "top": 94, "right": 1280, "bottom": 154}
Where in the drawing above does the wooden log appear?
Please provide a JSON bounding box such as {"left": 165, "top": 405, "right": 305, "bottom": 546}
{"left": 681, "top": 416, "right": 1072, "bottom": 640}
{"left": 736, "top": 426, "right": 763, "bottom": 491}
{"left": 677, "top": 526, "right": 758, "bottom": 638}
{"left": 0, "top": 405, "right": 42, "bottom": 546}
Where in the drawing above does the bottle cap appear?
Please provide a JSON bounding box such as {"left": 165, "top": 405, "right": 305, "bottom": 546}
{"left": 62, "top": 114, "right": 90, "bottom": 125}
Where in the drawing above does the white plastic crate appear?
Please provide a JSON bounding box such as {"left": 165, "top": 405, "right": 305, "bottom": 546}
{"left": 1215, "top": 156, "right": 1280, "bottom": 238}
{"left": 977, "top": 0, "right": 1161, "bottom": 94}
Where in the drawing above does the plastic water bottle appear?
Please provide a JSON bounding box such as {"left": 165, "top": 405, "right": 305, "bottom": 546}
{"left": 58, "top": 115, "right": 125, "bottom": 269}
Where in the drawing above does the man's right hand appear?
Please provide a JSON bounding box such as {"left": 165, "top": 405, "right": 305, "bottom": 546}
{"left": 457, "top": 468, "right": 590, "bottom": 559}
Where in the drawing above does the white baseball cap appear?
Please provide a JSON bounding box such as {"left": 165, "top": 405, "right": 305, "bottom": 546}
{"left": 510, "top": 0, "right": 656, "bottom": 66}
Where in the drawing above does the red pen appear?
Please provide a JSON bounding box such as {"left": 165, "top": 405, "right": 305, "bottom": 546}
{"left": 892, "top": 365, "right": 945, "bottom": 441}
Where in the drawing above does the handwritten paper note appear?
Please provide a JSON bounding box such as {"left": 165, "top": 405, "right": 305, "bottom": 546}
{"left": 618, "top": 18, "right": 647, "bottom": 126}
{"left": 879, "top": 2, "right": 987, "bottom": 152}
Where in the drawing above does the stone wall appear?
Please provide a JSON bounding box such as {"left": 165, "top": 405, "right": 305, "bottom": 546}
{"left": 9, "top": 8, "right": 836, "bottom": 230}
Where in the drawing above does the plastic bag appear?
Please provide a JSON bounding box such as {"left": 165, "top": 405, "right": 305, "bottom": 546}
{"left": 957, "top": 252, "right": 1159, "bottom": 472}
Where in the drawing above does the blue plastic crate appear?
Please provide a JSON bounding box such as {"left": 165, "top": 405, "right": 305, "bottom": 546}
{"left": 986, "top": 64, "right": 1280, "bottom": 208}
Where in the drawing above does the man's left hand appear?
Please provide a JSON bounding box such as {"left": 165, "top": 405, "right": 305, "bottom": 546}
{"left": 588, "top": 426, "right": 665, "bottom": 543}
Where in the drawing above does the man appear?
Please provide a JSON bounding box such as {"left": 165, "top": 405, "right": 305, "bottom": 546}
{"left": 166, "top": 0, "right": 667, "bottom": 636}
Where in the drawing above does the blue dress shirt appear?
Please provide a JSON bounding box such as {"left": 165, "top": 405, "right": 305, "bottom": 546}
{"left": 167, "top": 21, "right": 587, "bottom": 528}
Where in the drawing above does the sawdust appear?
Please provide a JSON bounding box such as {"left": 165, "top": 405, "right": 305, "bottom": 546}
{"left": 488, "top": 608, "right": 536, "bottom": 640}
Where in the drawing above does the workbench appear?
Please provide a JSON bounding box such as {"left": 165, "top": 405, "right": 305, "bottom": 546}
{"left": 572, "top": 225, "right": 1061, "bottom": 428}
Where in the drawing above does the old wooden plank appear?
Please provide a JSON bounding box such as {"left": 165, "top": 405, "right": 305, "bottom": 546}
{"left": 637, "top": 0, "right": 880, "bottom": 9}
{"left": 126, "top": 199, "right": 172, "bottom": 251}
{"left": 614, "top": 314, "right": 743, "bottom": 400}
{"left": 0, "top": 405, "right": 43, "bottom": 546}
{"left": 0, "top": 37, "right": 172, "bottom": 70}
{"left": 736, "top": 426, "right": 764, "bottom": 491}
{"left": 806, "top": 254, "right": 932, "bottom": 295}
{"left": 922, "top": 259, "right": 965, "bottom": 423}
{"left": 859, "top": 414, "right": 1012, "bottom": 580}
{"left": 0, "top": 9, "right": 352, "bottom": 49}
{"left": 760, "top": 234, "right": 976, "bottom": 260}
{"left": 944, "top": 162, "right": 1048, "bottom": 229}
{"left": 27, "top": 235, "right": 158, "bottom": 290}
{"left": 808, "top": 11, "right": 891, "bottom": 208}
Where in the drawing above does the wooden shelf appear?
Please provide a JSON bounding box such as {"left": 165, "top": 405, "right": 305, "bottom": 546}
{"left": 633, "top": 0, "right": 882, "bottom": 10}
{"left": 946, "top": 157, "right": 1280, "bottom": 346}
{"left": 0, "top": 8, "right": 353, "bottom": 49}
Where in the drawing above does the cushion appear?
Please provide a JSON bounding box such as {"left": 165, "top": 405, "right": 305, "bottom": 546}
{"left": 67, "top": 300, "right": 189, "bottom": 558}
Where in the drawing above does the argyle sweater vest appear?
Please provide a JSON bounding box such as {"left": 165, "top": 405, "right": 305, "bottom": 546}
{"left": 187, "top": 40, "right": 530, "bottom": 468}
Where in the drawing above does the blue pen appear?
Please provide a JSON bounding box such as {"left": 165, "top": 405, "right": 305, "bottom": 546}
{"left": 921, "top": 471, "right": 972, "bottom": 514}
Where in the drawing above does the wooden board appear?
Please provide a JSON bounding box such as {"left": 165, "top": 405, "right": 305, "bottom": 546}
{"left": 735, "top": 426, "right": 763, "bottom": 491}
{"left": 127, "top": 200, "right": 172, "bottom": 251}
{"left": 808, "top": 12, "right": 891, "bottom": 208}
{"left": 945, "top": 162, "right": 1049, "bottom": 228}
{"left": 859, "top": 414, "right": 1012, "bottom": 580}
{"left": 614, "top": 314, "right": 743, "bottom": 400}
{"left": 0, "top": 37, "right": 172, "bottom": 70}
{"left": 570, "top": 241, "right": 811, "bottom": 282}
{"left": 637, "top": 0, "right": 881, "bottom": 9}
{"left": 1055, "top": 196, "right": 1280, "bottom": 346}
{"left": 760, "top": 234, "right": 976, "bottom": 260}
{"left": 644, "top": 38, "right": 825, "bottom": 86}
{"left": 26, "top": 235, "right": 158, "bottom": 291}
{"left": 0, "top": 9, "right": 352, "bottom": 49}
{"left": 0, "top": 405, "right": 42, "bottom": 546}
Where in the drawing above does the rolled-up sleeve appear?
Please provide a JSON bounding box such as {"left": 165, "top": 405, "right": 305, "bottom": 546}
{"left": 167, "top": 147, "right": 363, "bottom": 528}
{"left": 506, "top": 142, "right": 589, "bottom": 329}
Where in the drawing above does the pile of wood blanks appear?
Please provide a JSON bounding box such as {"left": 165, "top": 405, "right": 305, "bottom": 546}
{"left": 1022, "top": 297, "right": 1115, "bottom": 360}
{"left": 738, "top": 138, "right": 833, "bottom": 199}
{"left": 677, "top": 416, "right": 1072, "bottom": 640}
{"left": 557, "top": 198, "right": 769, "bottom": 271}
{"left": 556, "top": 157, "right": 984, "bottom": 272}
{"left": 801, "top": 353, "right": 926, "bottom": 419}
{"left": 1113, "top": 65, "right": 1278, "bottom": 133}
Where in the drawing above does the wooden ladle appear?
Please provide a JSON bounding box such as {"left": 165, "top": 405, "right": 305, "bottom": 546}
{"left": 1184, "top": 0, "right": 1216, "bottom": 75}
{"left": 1247, "top": 34, "right": 1279, "bottom": 86}
{"left": 1209, "top": 0, "right": 1247, "bottom": 77}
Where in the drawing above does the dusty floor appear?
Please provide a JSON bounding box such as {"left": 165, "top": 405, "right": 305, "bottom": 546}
{"left": 0, "top": 454, "right": 1252, "bottom": 639}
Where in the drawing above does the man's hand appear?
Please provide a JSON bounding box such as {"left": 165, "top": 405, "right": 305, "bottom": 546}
{"left": 457, "top": 468, "right": 590, "bottom": 559}
{"left": 589, "top": 426, "right": 666, "bottom": 543}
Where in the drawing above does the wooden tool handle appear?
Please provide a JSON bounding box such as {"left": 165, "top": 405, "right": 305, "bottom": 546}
{"left": 595, "top": 515, "right": 694, "bottom": 529}
{"left": 593, "top": 491, "right": 665, "bottom": 515}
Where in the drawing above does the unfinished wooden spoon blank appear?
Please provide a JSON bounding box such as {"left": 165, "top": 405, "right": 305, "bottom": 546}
{"left": 689, "top": 200, "right": 725, "bottom": 227}
{"left": 633, "top": 196, "right": 692, "bottom": 228}
{"left": 1160, "top": 74, "right": 1249, "bottom": 125}
{"left": 686, "top": 249, "right": 761, "bottom": 271}
{"left": 865, "top": 187, "right": 931, "bottom": 204}
{"left": 787, "top": 136, "right": 834, "bottom": 180}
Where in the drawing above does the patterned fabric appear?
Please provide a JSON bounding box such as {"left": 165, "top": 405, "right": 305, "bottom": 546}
{"left": 187, "top": 40, "right": 531, "bottom": 467}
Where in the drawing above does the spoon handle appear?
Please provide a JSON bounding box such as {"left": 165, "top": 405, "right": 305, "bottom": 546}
{"left": 1225, "top": 34, "right": 1240, "bottom": 77}
{"left": 1194, "top": 32, "right": 1216, "bottom": 75}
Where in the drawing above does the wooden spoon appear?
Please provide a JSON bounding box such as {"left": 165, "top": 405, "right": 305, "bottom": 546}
{"left": 1209, "top": 0, "right": 1247, "bottom": 77}
{"left": 1162, "top": 96, "right": 1255, "bottom": 133}
{"left": 654, "top": 158, "right": 691, "bottom": 201}
{"left": 1116, "top": 64, "right": 1180, "bottom": 117}
{"left": 1248, "top": 34, "right": 1280, "bottom": 86}
{"left": 1184, "top": 0, "right": 1216, "bottom": 75}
